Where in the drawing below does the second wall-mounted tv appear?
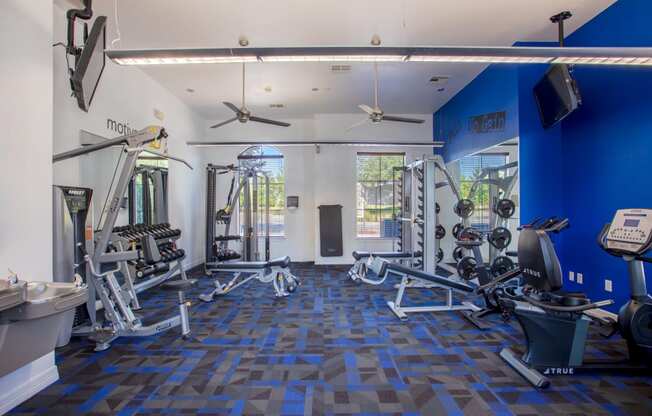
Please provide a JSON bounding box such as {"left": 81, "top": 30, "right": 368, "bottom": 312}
{"left": 71, "top": 16, "right": 107, "bottom": 112}
{"left": 533, "top": 64, "right": 582, "bottom": 129}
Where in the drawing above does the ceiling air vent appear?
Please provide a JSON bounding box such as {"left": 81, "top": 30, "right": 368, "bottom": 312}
{"left": 330, "top": 64, "right": 352, "bottom": 73}
{"left": 269, "top": 103, "right": 285, "bottom": 108}
{"left": 429, "top": 76, "right": 450, "bottom": 85}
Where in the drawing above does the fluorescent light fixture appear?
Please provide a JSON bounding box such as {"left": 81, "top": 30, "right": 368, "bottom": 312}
{"left": 106, "top": 46, "right": 652, "bottom": 67}
{"left": 260, "top": 55, "right": 406, "bottom": 63}
{"left": 409, "top": 55, "right": 552, "bottom": 64}
{"left": 551, "top": 56, "right": 652, "bottom": 66}
{"left": 113, "top": 56, "right": 258, "bottom": 65}
{"left": 187, "top": 140, "right": 444, "bottom": 148}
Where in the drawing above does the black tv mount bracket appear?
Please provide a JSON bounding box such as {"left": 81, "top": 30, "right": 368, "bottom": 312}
{"left": 550, "top": 11, "right": 572, "bottom": 47}
{"left": 66, "top": 0, "right": 94, "bottom": 57}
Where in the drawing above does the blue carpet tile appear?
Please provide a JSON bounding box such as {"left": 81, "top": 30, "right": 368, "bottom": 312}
{"left": 10, "top": 263, "right": 652, "bottom": 415}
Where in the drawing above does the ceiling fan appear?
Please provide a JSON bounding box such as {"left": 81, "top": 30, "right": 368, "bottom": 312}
{"left": 347, "top": 63, "right": 424, "bottom": 131}
{"left": 210, "top": 63, "right": 291, "bottom": 128}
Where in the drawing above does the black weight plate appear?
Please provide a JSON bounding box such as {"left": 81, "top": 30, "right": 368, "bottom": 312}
{"left": 452, "top": 223, "right": 464, "bottom": 240}
{"left": 452, "top": 246, "right": 465, "bottom": 262}
{"left": 454, "top": 199, "right": 475, "bottom": 219}
{"left": 491, "top": 256, "right": 515, "bottom": 277}
{"left": 436, "top": 202, "right": 441, "bottom": 214}
{"left": 435, "top": 224, "right": 446, "bottom": 240}
{"left": 436, "top": 248, "right": 444, "bottom": 263}
{"left": 457, "top": 256, "right": 478, "bottom": 280}
{"left": 488, "top": 227, "right": 512, "bottom": 250}
{"left": 459, "top": 226, "right": 482, "bottom": 241}
{"left": 494, "top": 198, "right": 516, "bottom": 219}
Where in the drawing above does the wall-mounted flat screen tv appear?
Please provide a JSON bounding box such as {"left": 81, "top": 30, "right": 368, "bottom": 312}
{"left": 71, "top": 16, "right": 107, "bottom": 112}
{"left": 533, "top": 64, "right": 582, "bottom": 129}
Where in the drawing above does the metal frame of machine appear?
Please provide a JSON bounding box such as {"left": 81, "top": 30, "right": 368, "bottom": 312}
{"left": 203, "top": 147, "right": 299, "bottom": 299}
{"left": 387, "top": 157, "right": 480, "bottom": 319}
{"left": 205, "top": 161, "right": 271, "bottom": 270}
{"left": 53, "top": 126, "right": 194, "bottom": 351}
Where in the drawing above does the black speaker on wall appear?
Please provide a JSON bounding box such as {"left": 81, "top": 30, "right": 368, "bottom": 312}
{"left": 318, "top": 205, "right": 343, "bottom": 257}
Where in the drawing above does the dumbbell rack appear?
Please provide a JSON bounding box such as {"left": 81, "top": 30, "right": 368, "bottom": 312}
{"left": 110, "top": 223, "right": 187, "bottom": 311}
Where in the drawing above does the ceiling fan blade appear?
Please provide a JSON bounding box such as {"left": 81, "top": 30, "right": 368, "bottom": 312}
{"left": 358, "top": 104, "right": 375, "bottom": 115}
{"left": 346, "top": 118, "right": 370, "bottom": 132}
{"left": 249, "top": 115, "right": 291, "bottom": 127}
{"left": 381, "top": 115, "right": 425, "bottom": 124}
{"left": 223, "top": 102, "right": 240, "bottom": 113}
{"left": 210, "top": 117, "right": 238, "bottom": 128}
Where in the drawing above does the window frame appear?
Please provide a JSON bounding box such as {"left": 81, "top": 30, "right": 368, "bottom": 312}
{"left": 237, "top": 145, "right": 286, "bottom": 238}
{"left": 355, "top": 152, "right": 405, "bottom": 239}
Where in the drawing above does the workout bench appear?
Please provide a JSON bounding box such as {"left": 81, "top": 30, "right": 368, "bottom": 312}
{"left": 200, "top": 256, "right": 300, "bottom": 301}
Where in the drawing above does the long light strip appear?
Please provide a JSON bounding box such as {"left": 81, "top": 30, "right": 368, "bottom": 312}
{"left": 262, "top": 55, "right": 406, "bottom": 63}
{"left": 187, "top": 140, "right": 444, "bottom": 148}
{"left": 113, "top": 56, "right": 259, "bottom": 65}
{"left": 106, "top": 46, "right": 652, "bottom": 67}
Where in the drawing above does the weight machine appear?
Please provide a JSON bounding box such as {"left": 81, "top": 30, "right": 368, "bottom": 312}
{"left": 53, "top": 126, "right": 195, "bottom": 351}
{"left": 203, "top": 155, "right": 299, "bottom": 300}
{"left": 205, "top": 161, "right": 271, "bottom": 268}
{"left": 378, "top": 157, "right": 481, "bottom": 320}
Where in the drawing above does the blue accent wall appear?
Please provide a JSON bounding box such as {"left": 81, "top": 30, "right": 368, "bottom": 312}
{"left": 552, "top": 0, "right": 652, "bottom": 307}
{"left": 433, "top": 66, "right": 519, "bottom": 161}
{"left": 433, "top": 0, "right": 652, "bottom": 310}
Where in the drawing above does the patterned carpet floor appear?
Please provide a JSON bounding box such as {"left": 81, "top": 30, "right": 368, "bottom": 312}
{"left": 10, "top": 263, "right": 652, "bottom": 415}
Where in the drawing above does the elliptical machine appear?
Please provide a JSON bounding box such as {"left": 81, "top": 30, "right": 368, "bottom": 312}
{"left": 497, "top": 209, "right": 652, "bottom": 388}
{"left": 598, "top": 209, "right": 652, "bottom": 365}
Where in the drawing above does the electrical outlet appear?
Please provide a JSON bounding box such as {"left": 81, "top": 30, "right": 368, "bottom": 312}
{"left": 605, "top": 279, "right": 613, "bottom": 292}
{"left": 577, "top": 273, "right": 583, "bottom": 284}
{"left": 569, "top": 271, "right": 575, "bottom": 282}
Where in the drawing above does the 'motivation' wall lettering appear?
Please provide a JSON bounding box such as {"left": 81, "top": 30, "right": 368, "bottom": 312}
{"left": 106, "top": 118, "right": 137, "bottom": 135}
{"left": 469, "top": 111, "right": 506, "bottom": 134}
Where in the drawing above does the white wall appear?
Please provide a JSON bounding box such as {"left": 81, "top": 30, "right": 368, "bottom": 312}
{"left": 52, "top": 4, "right": 206, "bottom": 268}
{"left": 199, "top": 114, "right": 434, "bottom": 263}
{"left": 0, "top": 1, "right": 57, "bottom": 413}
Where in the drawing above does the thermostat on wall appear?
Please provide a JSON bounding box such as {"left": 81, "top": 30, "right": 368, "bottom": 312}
{"left": 287, "top": 196, "right": 299, "bottom": 209}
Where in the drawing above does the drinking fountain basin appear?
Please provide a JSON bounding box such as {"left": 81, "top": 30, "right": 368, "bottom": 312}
{"left": 0, "top": 278, "right": 27, "bottom": 313}
{"left": 0, "top": 280, "right": 87, "bottom": 377}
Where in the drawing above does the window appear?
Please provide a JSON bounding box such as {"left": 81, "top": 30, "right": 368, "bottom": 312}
{"left": 459, "top": 153, "right": 508, "bottom": 230}
{"left": 238, "top": 146, "right": 285, "bottom": 236}
{"left": 356, "top": 153, "right": 405, "bottom": 238}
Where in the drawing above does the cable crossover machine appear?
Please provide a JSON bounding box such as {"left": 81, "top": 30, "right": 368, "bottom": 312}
{"left": 202, "top": 148, "right": 299, "bottom": 301}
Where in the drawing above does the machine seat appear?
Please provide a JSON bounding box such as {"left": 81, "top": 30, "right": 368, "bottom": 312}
{"left": 352, "top": 251, "right": 421, "bottom": 261}
{"left": 212, "top": 256, "right": 291, "bottom": 270}
{"left": 386, "top": 263, "right": 475, "bottom": 293}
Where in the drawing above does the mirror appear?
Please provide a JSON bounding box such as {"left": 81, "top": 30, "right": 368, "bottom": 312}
{"left": 76, "top": 147, "right": 169, "bottom": 231}
{"left": 439, "top": 138, "right": 519, "bottom": 277}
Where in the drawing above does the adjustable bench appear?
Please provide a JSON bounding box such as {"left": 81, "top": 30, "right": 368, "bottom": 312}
{"left": 367, "top": 257, "right": 480, "bottom": 320}
{"left": 348, "top": 251, "right": 421, "bottom": 285}
{"left": 200, "top": 256, "right": 300, "bottom": 301}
